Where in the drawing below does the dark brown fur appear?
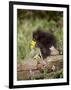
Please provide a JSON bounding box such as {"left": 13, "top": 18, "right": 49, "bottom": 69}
{"left": 33, "top": 29, "right": 57, "bottom": 59}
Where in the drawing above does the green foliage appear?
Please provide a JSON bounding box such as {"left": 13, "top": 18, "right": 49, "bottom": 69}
{"left": 45, "top": 69, "right": 63, "bottom": 79}
{"left": 17, "top": 10, "right": 63, "bottom": 60}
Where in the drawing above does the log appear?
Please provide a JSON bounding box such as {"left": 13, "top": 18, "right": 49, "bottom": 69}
{"left": 45, "top": 55, "right": 63, "bottom": 72}
{"left": 17, "top": 55, "right": 63, "bottom": 80}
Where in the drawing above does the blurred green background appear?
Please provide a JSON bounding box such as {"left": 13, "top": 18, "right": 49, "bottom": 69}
{"left": 17, "top": 9, "right": 63, "bottom": 60}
